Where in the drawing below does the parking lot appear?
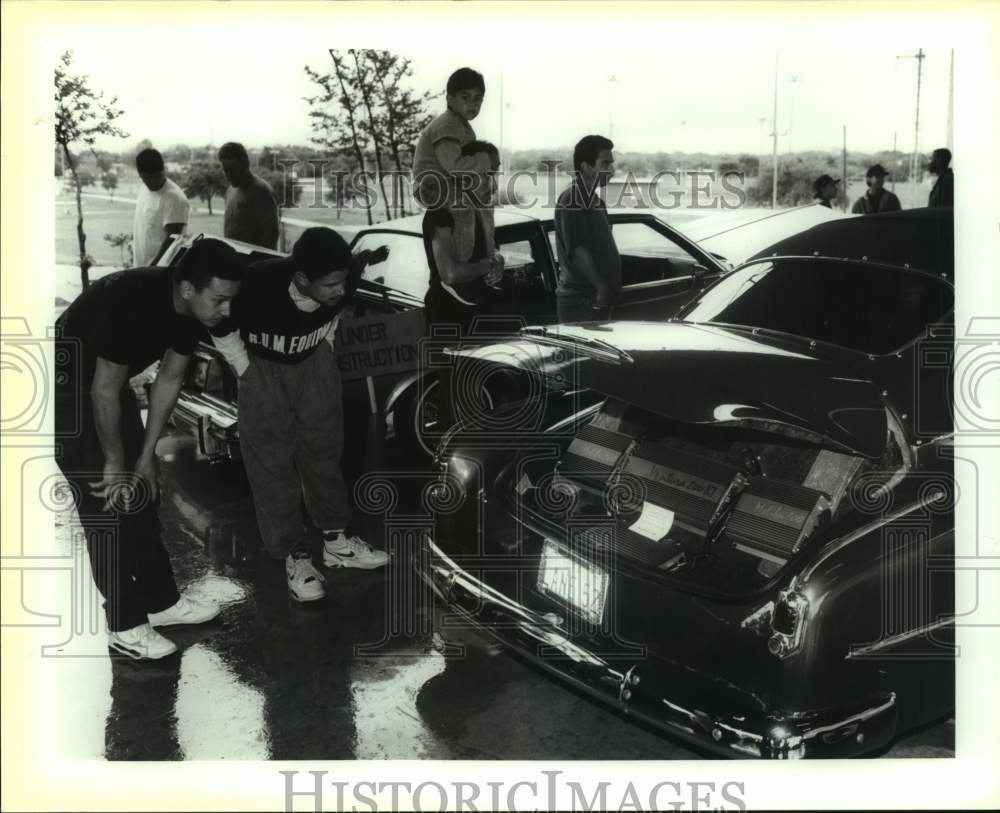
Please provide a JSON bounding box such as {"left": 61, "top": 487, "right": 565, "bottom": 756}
{"left": 45, "top": 412, "right": 955, "bottom": 761}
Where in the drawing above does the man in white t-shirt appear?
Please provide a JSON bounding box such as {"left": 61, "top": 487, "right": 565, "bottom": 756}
{"left": 132, "top": 148, "right": 191, "bottom": 267}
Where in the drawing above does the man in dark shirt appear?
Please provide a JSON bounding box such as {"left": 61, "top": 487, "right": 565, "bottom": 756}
{"left": 554, "top": 135, "right": 621, "bottom": 322}
{"left": 54, "top": 238, "right": 245, "bottom": 660}
{"left": 928, "top": 148, "right": 954, "bottom": 208}
{"left": 813, "top": 174, "right": 840, "bottom": 209}
{"left": 219, "top": 141, "right": 280, "bottom": 250}
{"left": 211, "top": 228, "right": 389, "bottom": 603}
{"left": 851, "top": 164, "right": 903, "bottom": 214}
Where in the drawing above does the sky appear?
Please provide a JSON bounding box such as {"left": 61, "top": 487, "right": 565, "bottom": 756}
{"left": 65, "top": 36, "right": 952, "bottom": 159}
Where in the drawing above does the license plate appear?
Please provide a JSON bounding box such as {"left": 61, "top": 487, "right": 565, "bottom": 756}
{"left": 538, "top": 540, "right": 609, "bottom": 626}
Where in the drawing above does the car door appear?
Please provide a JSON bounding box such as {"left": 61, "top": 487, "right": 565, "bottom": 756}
{"left": 607, "top": 214, "right": 728, "bottom": 321}
{"left": 487, "top": 221, "right": 559, "bottom": 330}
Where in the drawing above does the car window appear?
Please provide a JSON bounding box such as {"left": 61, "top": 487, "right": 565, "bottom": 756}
{"left": 611, "top": 221, "right": 699, "bottom": 285}
{"left": 683, "top": 258, "right": 954, "bottom": 355}
{"left": 353, "top": 232, "right": 428, "bottom": 300}
{"left": 496, "top": 238, "right": 541, "bottom": 285}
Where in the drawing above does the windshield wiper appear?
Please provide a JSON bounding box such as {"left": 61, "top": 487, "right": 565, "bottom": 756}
{"left": 521, "top": 326, "right": 635, "bottom": 365}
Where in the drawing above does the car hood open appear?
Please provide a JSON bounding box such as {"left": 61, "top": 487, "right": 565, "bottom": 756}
{"left": 451, "top": 321, "right": 887, "bottom": 459}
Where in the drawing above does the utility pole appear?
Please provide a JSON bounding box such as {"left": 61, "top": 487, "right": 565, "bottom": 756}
{"left": 787, "top": 75, "right": 799, "bottom": 154}
{"left": 946, "top": 48, "right": 954, "bottom": 151}
{"left": 891, "top": 131, "right": 897, "bottom": 193}
{"left": 771, "top": 52, "right": 779, "bottom": 209}
{"left": 897, "top": 48, "right": 926, "bottom": 185}
{"left": 608, "top": 74, "right": 617, "bottom": 140}
{"left": 842, "top": 126, "right": 848, "bottom": 213}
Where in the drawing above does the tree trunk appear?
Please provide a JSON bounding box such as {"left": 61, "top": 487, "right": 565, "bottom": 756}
{"left": 330, "top": 52, "right": 373, "bottom": 226}
{"left": 350, "top": 50, "right": 392, "bottom": 222}
{"left": 61, "top": 143, "right": 89, "bottom": 288}
{"left": 207, "top": 195, "right": 213, "bottom": 216}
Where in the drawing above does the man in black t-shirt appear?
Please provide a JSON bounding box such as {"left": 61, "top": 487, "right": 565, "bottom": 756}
{"left": 211, "top": 228, "right": 389, "bottom": 603}
{"left": 54, "top": 238, "right": 245, "bottom": 660}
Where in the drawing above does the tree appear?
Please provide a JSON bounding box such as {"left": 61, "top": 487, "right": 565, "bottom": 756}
{"left": 305, "top": 53, "right": 374, "bottom": 225}
{"left": 101, "top": 170, "right": 118, "bottom": 200}
{"left": 180, "top": 161, "right": 228, "bottom": 215}
{"left": 54, "top": 50, "right": 128, "bottom": 287}
{"left": 104, "top": 232, "right": 133, "bottom": 269}
{"left": 363, "top": 50, "right": 434, "bottom": 217}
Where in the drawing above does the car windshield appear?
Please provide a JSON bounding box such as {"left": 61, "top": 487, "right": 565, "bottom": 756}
{"left": 681, "top": 258, "right": 953, "bottom": 355}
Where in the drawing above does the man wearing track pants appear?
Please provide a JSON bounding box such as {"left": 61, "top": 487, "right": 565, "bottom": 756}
{"left": 211, "top": 227, "right": 389, "bottom": 602}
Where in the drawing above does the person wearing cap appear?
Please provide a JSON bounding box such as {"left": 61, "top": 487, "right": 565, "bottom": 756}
{"left": 54, "top": 238, "right": 245, "bottom": 660}
{"left": 927, "top": 148, "right": 954, "bottom": 208}
{"left": 210, "top": 228, "right": 391, "bottom": 603}
{"left": 813, "top": 174, "right": 840, "bottom": 209}
{"left": 851, "top": 164, "right": 902, "bottom": 214}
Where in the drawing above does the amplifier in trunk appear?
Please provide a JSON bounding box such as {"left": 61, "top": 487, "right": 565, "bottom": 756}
{"left": 557, "top": 424, "right": 634, "bottom": 495}
{"left": 618, "top": 443, "right": 745, "bottom": 567}
{"left": 727, "top": 478, "right": 830, "bottom": 566}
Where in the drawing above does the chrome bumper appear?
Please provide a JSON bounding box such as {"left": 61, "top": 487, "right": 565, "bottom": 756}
{"left": 171, "top": 389, "right": 241, "bottom": 462}
{"left": 417, "top": 536, "right": 898, "bottom": 759}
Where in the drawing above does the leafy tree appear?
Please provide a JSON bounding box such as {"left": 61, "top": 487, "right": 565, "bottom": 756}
{"left": 101, "top": 170, "right": 118, "bottom": 200}
{"left": 104, "top": 232, "right": 133, "bottom": 269}
{"left": 363, "top": 50, "right": 434, "bottom": 217}
{"left": 54, "top": 50, "right": 128, "bottom": 287}
{"left": 305, "top": 53, "right": 374, "bottom": 225}
{"left": 63, "top": 166, "right": 96, "bottom": 194}
{"left": 180, "top": 161, "right": 228, "bottom": 215}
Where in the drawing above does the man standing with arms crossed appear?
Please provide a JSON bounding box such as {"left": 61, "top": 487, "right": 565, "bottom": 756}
{"left": 554, "top": 135, "right": 621, "bottom": 323}
{"left": 211, "top": 228, "right": 389, "bottom": 603}
{"left": 55, "top": 239, "right": 245, "bottom": 660}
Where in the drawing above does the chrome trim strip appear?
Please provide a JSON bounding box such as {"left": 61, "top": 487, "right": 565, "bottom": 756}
{"left": 846, "top": 618, "right": 954, "bottom": 659}
{"left": 798, "top": 491, "right": 945, "bottom": 586}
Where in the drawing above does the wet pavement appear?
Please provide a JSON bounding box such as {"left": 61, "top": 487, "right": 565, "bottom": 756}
{"left": 50, "top": 422, "right": 955, "bottom": 762}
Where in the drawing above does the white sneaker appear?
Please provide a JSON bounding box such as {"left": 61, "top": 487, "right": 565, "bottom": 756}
{"left": 286, "top": 554, "right": 326, "bottom": 602}
{"left": 109, "top": 623, "right": 178, "bottom": 660}
{"left": 322, "top": 532, "right": 390, "bottom": 570}
{"left": 148, "top": 595, "right": 221, "bottom": 627}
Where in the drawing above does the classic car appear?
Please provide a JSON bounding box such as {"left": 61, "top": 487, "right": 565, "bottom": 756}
{"left": 417, "top": 208, "right": 955, "bottom": 758}
{"left": 168, "top": 204, "right": 842, "bottom": 459}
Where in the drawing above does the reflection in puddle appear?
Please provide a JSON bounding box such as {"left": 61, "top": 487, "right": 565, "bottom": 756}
{"left": 175, "top": 643, "right": 269, "bottom": 759}
{"left": 350, "top": 652, "right": 449, "bottom": 759}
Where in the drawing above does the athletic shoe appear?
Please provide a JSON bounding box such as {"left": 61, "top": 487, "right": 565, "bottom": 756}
{"left": 286, "top": 554, "right": 326, "bottom": 602}
{"left": 322, "top": 531, "right": 390, "bottom": 570}
{"left": 147, "top": 595, "right": 221, "bottom": 627}
{"left": 108, "top": 623, "right": 178, "bottom": 660}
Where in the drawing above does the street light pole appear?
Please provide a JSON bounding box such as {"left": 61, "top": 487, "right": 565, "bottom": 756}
{"left": 771, "top": 52, "right": 779, "bottom": 209}
{"left": 897, "top": 48, "right": 926, "bottom": 185}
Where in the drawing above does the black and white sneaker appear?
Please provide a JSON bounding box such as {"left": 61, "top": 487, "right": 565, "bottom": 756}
{"left": 322, "top": 532, "right": 389, "bottom": 570}
{"left": 108, "top": 623, "right": 178, "bottom": 660}
{"left": 286, "top": 554, "right": 326, "bottom": 602}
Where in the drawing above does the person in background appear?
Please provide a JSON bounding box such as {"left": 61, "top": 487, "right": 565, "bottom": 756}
{"left": 211, "top": 228, "right": 390, "bottom": 603}
{"left": 813, "top": 174, "right": 840, "bottom": 209}
{"left": 132, "top": 148, "right": 190, "bottom": 267}
{"left": 928, "top": 148, "right": 954, "bottom": 208}
{"left": 54, "top": 239, "right": 245, "bottom": 660}
{"left": 851, "top": 164, "right": 902, "bottom": 214}
{"left": 554, "top": 135, "right": 621, "bottom": 322}
{"left": 218, "top": 141, "right": 280, "bottom": 250}
{"left": 412, "top": 67, "right": 488, "bottom": 211}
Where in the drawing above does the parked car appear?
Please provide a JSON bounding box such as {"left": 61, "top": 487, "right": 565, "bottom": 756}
{"left": 169, "top": 206, "right": 841, "bottom": 459}
{"left": 417, "top": 209, "right": 955, "bottom": 758}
